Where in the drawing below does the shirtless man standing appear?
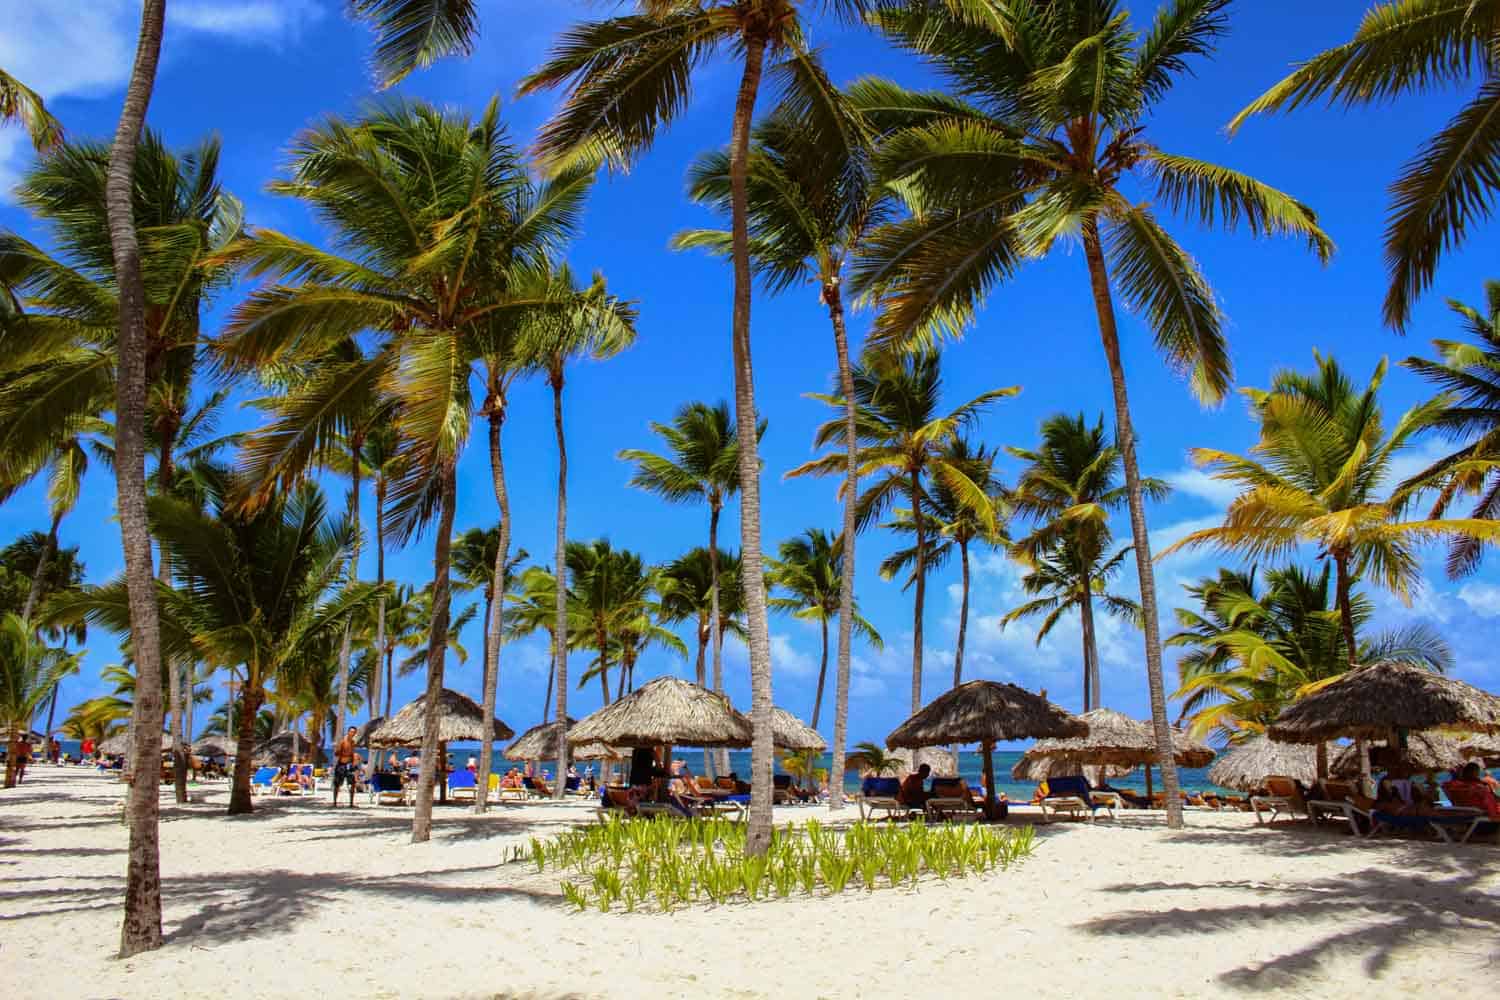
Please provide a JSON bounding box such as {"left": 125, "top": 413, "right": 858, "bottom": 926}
{"left": 332, "top": 726, "right": 360, "bottom": 807}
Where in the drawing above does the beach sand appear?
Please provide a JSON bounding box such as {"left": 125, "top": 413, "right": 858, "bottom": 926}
{"left": 4, "top": 767, "right": 1497, "bottom": 998}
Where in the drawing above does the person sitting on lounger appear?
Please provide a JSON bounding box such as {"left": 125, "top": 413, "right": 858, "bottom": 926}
{"left": 501, "top": 768, "right": 524, "bottom": 789}
{"left": 1444, "top": 763, "right": 1500, "bottom": 820}
{"left": 1376, "top": 769, "right": 1435, "bottom": 815}
{"left": 899, "top": 763, "right": 932, "bottom": 808}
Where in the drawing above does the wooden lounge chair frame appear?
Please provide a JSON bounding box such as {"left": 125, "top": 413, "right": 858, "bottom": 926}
{"left": 1250, "top": 776, "right": 1308, "bottom": 825}
{"left": 857, "top": 795, "right": 922, "bottom": 822}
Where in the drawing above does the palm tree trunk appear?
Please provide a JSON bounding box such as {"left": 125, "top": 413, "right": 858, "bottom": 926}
{"left": 551, "top": 371, "right": 569, "bottom": 800}
{"left": 826, "top": 280, "right": 858, "bottom": 812}
{"left": 708, "top": 502, "right": 727, "bottom": 776}
{"left": 696, "top": 617, "right": 712, "bottom": 777}
{"left": 954, "top": 539, "right": 971, "bottom": 689}
{"left": 155, "top": 440, "right": 188, "bottom": 806}
{"left": 811, "top": 615, "right": 829, "bottom": 730}
{"left": 20, "top": 509, "right": 61, "bottom": 623}
{"left": 909, "top": 466, "right": 926, "bottom": 714}
{"left": 1333, "top": 550, "right": 1359, "bottom": 666}
{"left": 476, "top": 394, "right": 511, "bottom": 816}
{"left": 335, "top": 438, "right": 362, "bottom": 744}
{"left": 1079, "top": 570, "right": 1099, "bottom": 711}
{"left": 728, "top": 28, "right": 774, "bottom": 856}
{"left": 384, "top": 647, "right": 393, "bottom": 718}
{"left": 109, "top": 0, "right": 167, "bottom": 957}
{"left": 227, "top": 683, "right": 262, "bottom": 815}
{"left": 1081, "top": 216, "right": 1182, "bottom": 830}
{"left": 43, "top": 681, "right": 61, "bottom": 743}
{"left": 542, "top": 644, "right": 555, "bottom": 723}
{"left": 597, "top": 629, "right": 612, "bottom": 705}
{"left": 371, "top": 477, "right": 387, "bottom": 726}
{"left": 411, "top": 463, "right": 457, "bottom": 843}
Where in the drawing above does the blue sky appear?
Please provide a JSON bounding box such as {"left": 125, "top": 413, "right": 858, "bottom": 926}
{"left": 3, "top": 1, "right": 1498, "bottom": 748}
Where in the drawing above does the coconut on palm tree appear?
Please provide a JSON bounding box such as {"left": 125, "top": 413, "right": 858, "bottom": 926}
{"left": 789, "top": 351, "right": 1015, "bottom": 715}
{"left": 854, "top": 0, "right": 1333, "bottom": 828}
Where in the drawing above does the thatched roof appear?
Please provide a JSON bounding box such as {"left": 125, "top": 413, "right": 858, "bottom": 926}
{"left": 568, "top": 677, "right": 752, "bottom": 749}
{"left": 571, "top": 741, "right": 624, "bottom": 761}
{"left": 887, "top": 680, "right": 1087, "bottom": 748}
{"left": 191, "top": 737, "right": 232, "bottom": 758}
{"left": 771, "top": 707, "right": 826, "bottom": 751}
{"left": 98, "top": 730, "right": 172, "bottom": 756}
{"left": 374, "top": 689, "right": 513, "bottom": 747}
{"left": 890, "top": 747, "right": 958, "bottom": 776}
{"left": 1268, "top": 661, "right": 1500, "bottom": 743}
{"left": 353, "top": 716, "right": 387, "bottom": 745}
{"left": 1205, "top": 735, "right": 1334, "bottom": 792}
{"left": 1330, "top": 732, "right": 1467, "bottom": 776}
{"left": 1461, "top": 735, "right": 1500, "bottom": 763}
{"left": 252, "top": 732, "right": 326, "bottom": 767}
{"left": 1010, "top": 755, "right": 1132, "bottom": 783}
{"left": 1017, "top": 708, "right": 1214, "bottom": 770}
{"left": 504, "top": 718, "right": 579, "bottom": 761}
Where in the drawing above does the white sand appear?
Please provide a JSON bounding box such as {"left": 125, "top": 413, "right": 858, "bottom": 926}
{"left": 3, "top": 767, "right": 1497, "bottom": 998}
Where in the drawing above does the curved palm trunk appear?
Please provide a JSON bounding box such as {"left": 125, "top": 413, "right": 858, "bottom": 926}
{"left": 335, "top": 440, "right": 362, "bottom": 745}
{"left": 370, "top": 477, "right": 387, "bottom": 727}
{"left": 1081, "top": 217, "right": 1181, "bottom": 829}
{"left": 227, "top": 683, "right": 263, "bottom": 814}
{"left": 596, "top": 626, "right": 612, "bottom": 705}
{"left": 411, "top": 464, "right": 458, "bottom": 843}
{"left": 827, "top": 280, "right": 858, "bottom": 811}
{"left": 155, "top": 440, "right": 188, "bottom": 806}
{"left": 1079, "top": 569, "right": 1099, "bottom": 711}
{"left": 542, "top": 643, "right": 555, "bottom": 722}
{"left": 954, "top": 539, "right": 971, "bottom": 690}
{"left": 1333, "top": 550, "right": 1359, "bottom": 666}
{"left": 811, "top": 615, "right": 830, "bottom": 730}
{"left": 908, "top": 467, "right": 926, "bottom": 714}
{"left": 20, "top": 509, "right": 62, "bottom": 623}
{"left": 552, "top": 372, "right": 569, "bottom": 800}
{"left": 708, "top": 501, "right": 726, "bottom": 776}
{"left": 476, "top": 395, "right": 511, "bottom": 815}
{"left": 729, "top": 30, "right": 774, "bottom": 856}
{"left": 109, "top": 0, "right": 167, "bottom": 957}
{"left": 696, "top": 616, "right": 712, "bottom": 776}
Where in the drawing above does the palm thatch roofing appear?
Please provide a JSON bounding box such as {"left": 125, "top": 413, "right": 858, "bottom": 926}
{"left": 504, "top": 717, "right": 579, "bottom": 761}
{"left": 887, "top": 680, "right": 1088, "bottom": 748}
{"left": 374, "top": 689, "right": 514, "bottom": 747}
{"left": 1461, "top": 735, "right": 1500, "bottom": 763}
{"left": 191, "top": 737, "right": 232, "bottom": 758}
{"left": 1016, "top": 708, "right": 1215, "bottom": 770}
{"left": 572, "top": 741, "right": 624, "bottom": 761}
{"left": 771, "top": 707, "right": 826, "bottom": 751}
{"left": 1268, "top": 661, "right": 1500, "bottom": 743}
{"left": 251, "top": 732, "right": 326, "bottom": 767}
{"left": 1205, "top": 735, "right": 1335, "bottom": 792}
{"left": 1330, "top": 732, "right": 1467, "bottom": 776}
{"left": 353, "top": 716, "right": 387, "bottom": 745}
{"left": 568, "top": 677, "right": 752, "bottom": 749}
{"left": 1010, "top": 755, "right": 1133, "bottom": 783}
{"left": 98, "top": 730, "right": 172, "bottom": 756}
{"left": 889, "top": 747, "right": 958, "bottom": 776}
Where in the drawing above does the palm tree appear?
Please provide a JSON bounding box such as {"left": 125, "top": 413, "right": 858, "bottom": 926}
{"left": 522, "top": 265, "right": 637, "bottom": 796}
{"left": 0, "top": 438, "right": 89, "bottom": 624}
{"left": 216, "top": 99, "right": 593, "bottom": 843}
{"left": 845, "top": 740, "right": 903, "bottom": 777}
{"left": 358, "top": 425, "right": 406, "bottom": 724}
{"left": 520, "top": 0, "right": 874, "bottom": 856}
{"left": 1007, "top": 414, "right": 1160, "bottom": 711}
{"left": 0, "top": 612, "right": 76, "bottom": 787}
{"left": 1400, "top": 282, "right": 1500, "bottom": 576}
{"left": 1168, "top": 564, "right": 1451, "bottom": 743}
{"left": 854, "top": 0, "right": 1333, "bottom": 828}
{"left": 620, "top": 401, "right": 760, "bottom": 711}
{"left": 1229, "top": 0, "right": 1500, "bottom": 330}
{"left": 672, "top": 66, "right": 882, "bottom": 808}
{"left": 767, "top": 530, "right": 881, "bottom": 729}
{"left": 879, "top": 439, "right": 1005, "bottom": 695}
{"left": 0, "top": 67, "right": 62, "bottom": 150}
{"left": 789, "top": 351, "right": 1015, "bottom": 714}
{"left": 502, "top": 566, "right": 573, "bottom": 722}
{"left": 1161, "top": 353, "right": 1500, "bottom": 663}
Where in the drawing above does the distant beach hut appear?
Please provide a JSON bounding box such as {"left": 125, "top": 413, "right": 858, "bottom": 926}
{"left": 504, "top": 717, "right": 579, "bottom": 761}
{"left": 1269, "top": 662, "right": 1500, "bottom": 776}
{"left": 252, "top": 732, "right": 325, "bottom": 767}
{"left": 771, "top": 707, "right": 825, "bottom": 751}
{"left": 1206, "top": 735, "right": 1331, "bottom": 792}
{"left": 376, "top": 689, "right": 513, "bottom": 803}
{"left": 1015, "top": 707, "right": 1214, "bottom": 799}
{"left": 887, "top": 680, "right": 1087, "bottom": 820}
{"left": 1331, "top": 731, "right": 1467, "bottom": 777}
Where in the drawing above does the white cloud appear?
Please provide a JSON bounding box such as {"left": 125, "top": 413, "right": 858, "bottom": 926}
{"left": 1457, "top": 582, "right": 1500, "bottom": 619}
{"left": 1165, "top": 466, "right": 1242, "bottom": 508}
{"left": 174, "top": 1, "right": 324, "bottom": 38}
{"left": 769, "top": 633, "right": 817, "bottom": 678}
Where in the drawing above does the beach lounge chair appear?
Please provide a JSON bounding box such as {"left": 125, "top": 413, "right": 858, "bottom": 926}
{"left": 447, "top": 769, "right": 478, "bottom": 803}
{"left": 857, "top": 776, "right": 920, "bottom": 822}
{"left": 370, "top": 771, "right": 407, "bottom": 806}
{"left": 1250, "top": 776, "right": 1309, "bottom": 825}
{"left": 1443, "top": 780, "right": 1500, "bottom": 820}
{"left": 1038, "top": 775, "right": 1114, "bottom": 823}
{"left": 1305, "top": 780, "right": 1371, "bottom": 832}
{"left": 1366, "top": 808, "right": 1497, "bottom": 844}
{"left": 595, "top": 785, "right": 638, "bottom": 821}
{"left": 926, "top": 778, "right": 981, "bottom": 822}
{"left": 250, "top": 766, "right": 280, "bottom": 796}
{"left": 772, "top": 773, "right": 796, "bottom": 805}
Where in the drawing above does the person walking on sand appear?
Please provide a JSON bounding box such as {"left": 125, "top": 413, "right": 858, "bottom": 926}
{"left": 332, "top": 726, "right": 360, "bottom": 807}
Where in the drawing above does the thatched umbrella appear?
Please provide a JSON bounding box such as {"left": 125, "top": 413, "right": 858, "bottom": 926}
{"left": 572, "top": 741, "right": 623, "bottom": 761}
{"left": 1205, "top": 735, "right": 1333, "bottom": 792}
{"left": 377, "top": 688, "right": 514, "bottom": 747}
{"left": 1331, "top": 731, "right": 1466, "bottom": 777}
{"left": 1460, "top": 735, "right": 1500, "bottom": 765}
{"left": 1270, "top": 662, "right": 1500, "bottom": 743}
{"left": 1015, "top": 707, "right": 1214, "bottom": 799}
{"left": 252, "top": 732, "right": 326, "bottom": 767}
{"left": 99, "top": 729, "right": 172, "bottom": 756}
{"left": 504, "top": 717, "right": 579, "bottom": 761}
{"left": 569, "top": 677, "right": 752, "bottom": 749}
{"left": 771, "top": 707, "right": 825, "bottom": 751}
{"left": 353, "top": 716, "right": 386, "bottom": 746}
{"left": 889, "top": 747, "right": 957, "bottom": 776}
{"left": 191, "top": 737, "right": 232, "bottom": 759}
{"left": 1010, "top": 755, "right": 1132, "bottom": 784}
{"left": 887, "top": 680, "right": 1087, "bottom": 819}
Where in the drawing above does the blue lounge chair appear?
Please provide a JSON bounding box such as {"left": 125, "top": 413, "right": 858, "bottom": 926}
{"left": 447, "top": 769, "right": 478, "bottom": 803}
{"left": 250, "top": 766, "right": 280, "bottom": 796}
{"left": 857, "top": 776, "right": 919, "bottom": 822}
{"left": 370, "top": 771, "right": 407, "bottom": 806}
{"left": 1039, "top": 775, "right": 1115, "bottom": 822}
{"left": 1367, "top": 809, "right": 1498, "bottom": 844}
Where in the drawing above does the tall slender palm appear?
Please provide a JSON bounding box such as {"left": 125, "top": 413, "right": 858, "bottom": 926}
{"left": 660, "top": 548, "right": 752, "bottom": 692}
{"left": 1006, "top": 414, "right": 1160, "bottom": 710}
{"left": 767, "top": 529, "right": 880, "bottom": 729}
{"left": 620, "top": 401, "right": 760, "bottom": 712}
{"left": 673, "top": 66, "right": 880, "bottom": 808}
{"left": 879, "top": 438, "right": 1005, "bottom": 694}
{"left": 502, "top": 566, "right": 576, "bottom": 722}
{"left": 0, "top": 67, "right": 62, "bottom": 150}
{"left": 522, "top": 265, "right": 637, "bottom": 797}
{"left": 1161, "top": 353, "right": 1500, "bottom": 667}
{"left": 358, "top": 425, "right": 406, "bottom": 724}
{"left": 1400, "top": 282, "right": 1500, "bottom": 576}
{"left": 0, "top": 437, "right": 89, "bottom": 625}
{"left": 853, "top": 0, "right": 1333, "bottom": 828}
{"left": 789, "top": 351, "right": 1015, "bottom": 714}
{"left": 1230, "top": 0, "right": 1500, "bottom": 330}
{"left": 216, "top": 99, "right": 592, "bottom": 843}
{"left": 1168, "top": 564, "right": 1451, "bottom": 743}
{"left": 521, "top": 0, "right": 873, "bottom": 855}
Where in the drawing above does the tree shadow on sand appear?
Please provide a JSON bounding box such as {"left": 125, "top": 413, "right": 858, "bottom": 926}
{"left": 1078, "top": 844, "right": 1500, "bottom": 990}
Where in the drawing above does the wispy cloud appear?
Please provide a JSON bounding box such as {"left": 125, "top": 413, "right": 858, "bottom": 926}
{"left": 1165, "top": 466, "right": 1243, "bottom": 508}
{"left": 173, "top": 1, "right": 325, "bottom": 42}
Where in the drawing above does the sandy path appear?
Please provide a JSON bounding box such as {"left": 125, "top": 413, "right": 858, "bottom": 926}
{"left": 3, "top": 767, "right": 1496, "bottom": 998}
